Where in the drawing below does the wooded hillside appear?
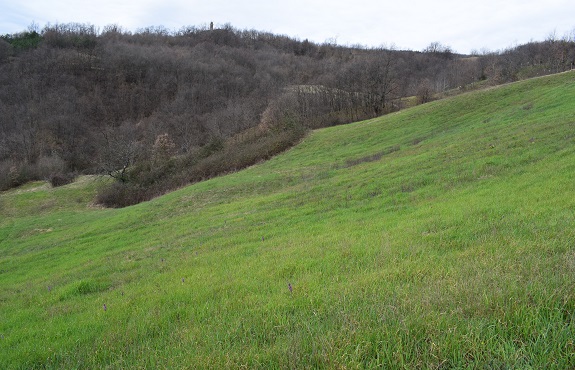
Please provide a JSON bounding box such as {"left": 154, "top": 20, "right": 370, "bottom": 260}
{"left": 1, "top": 23, "right": 573, "bottom": 205}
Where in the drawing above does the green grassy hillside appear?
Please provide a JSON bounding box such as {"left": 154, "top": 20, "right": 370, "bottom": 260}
{"left": 1, "top": 72, "right": 575, "bottom": 368}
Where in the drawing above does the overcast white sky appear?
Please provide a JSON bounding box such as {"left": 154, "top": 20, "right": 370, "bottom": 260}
{"left": 2, "top": 0, "right": 574, "bottom": 54}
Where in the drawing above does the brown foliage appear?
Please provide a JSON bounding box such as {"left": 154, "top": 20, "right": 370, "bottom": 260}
{"left": 2, "top": 22, "right": 573, "bottom": 202}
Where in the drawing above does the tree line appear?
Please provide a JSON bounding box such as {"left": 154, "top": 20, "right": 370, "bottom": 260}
{"left": 1, "top": 23, "right": 574, "bottom": 206}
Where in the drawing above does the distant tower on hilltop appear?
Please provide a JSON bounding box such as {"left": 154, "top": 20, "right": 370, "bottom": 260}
{"left": 210, "top": 22, "right": 213, "bottom": 31}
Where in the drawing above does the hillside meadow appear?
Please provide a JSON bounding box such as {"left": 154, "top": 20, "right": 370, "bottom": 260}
{"left": 1, "top": 71, "right": 575, "bottom": 368}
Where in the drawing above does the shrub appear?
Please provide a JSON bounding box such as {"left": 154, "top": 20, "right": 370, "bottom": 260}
{"left": 49, "top": 173, "right": 76, "bottom": 187}
{"left": 152, "top": 133, "right": 176, "bottom": 165}
{"left": 95, "top": 122, "right": 307, "bottom": 208}
{"left": 0, "top": 161, "right": 40, "bottom": 191}
{"left": 37, "top": 155, "right": 67, "bottom": 179}
{"left": 416, "top": 79, "right": 434, "bottom": 104}
{"left": 95, "top": 182, "right": 146, "bottom": 208}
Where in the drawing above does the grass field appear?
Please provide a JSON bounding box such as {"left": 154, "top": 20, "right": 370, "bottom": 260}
{"left": 1, "top": 71, "right": 575, "bottom": 368}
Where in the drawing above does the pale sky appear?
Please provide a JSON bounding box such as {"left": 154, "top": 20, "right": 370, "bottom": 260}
{"left": 1, "top": 0, "right": 574, "bottom": 54}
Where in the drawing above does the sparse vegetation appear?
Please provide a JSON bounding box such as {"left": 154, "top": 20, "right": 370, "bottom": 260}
{"left": 1, "top": 71, "right": 575, "bottom": 368}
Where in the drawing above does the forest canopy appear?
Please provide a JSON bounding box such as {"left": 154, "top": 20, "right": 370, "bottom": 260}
{"left": 1, "top": 23, "right": 574, "bottom": 206}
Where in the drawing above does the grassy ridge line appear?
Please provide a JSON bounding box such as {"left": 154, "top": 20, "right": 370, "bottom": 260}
{"left": 1, "top": 72, "right": 575, "bottom": 368}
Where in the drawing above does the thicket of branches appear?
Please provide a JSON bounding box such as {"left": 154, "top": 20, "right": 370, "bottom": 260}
{"left": 1, "top": 23, "right": 574, "bottom": 206}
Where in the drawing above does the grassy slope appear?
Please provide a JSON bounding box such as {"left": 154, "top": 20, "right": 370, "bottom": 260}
{"left": 1, "top": 72, "right": 575, "bottom": 368}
